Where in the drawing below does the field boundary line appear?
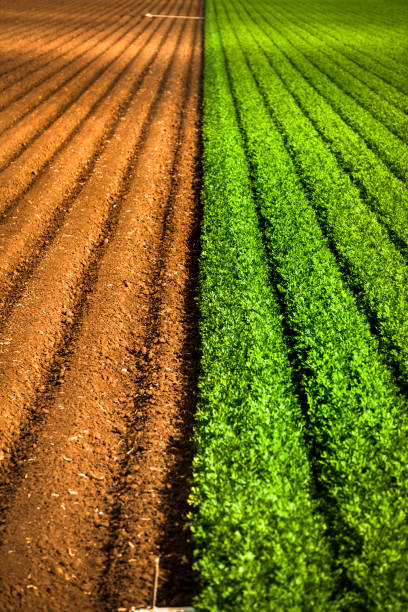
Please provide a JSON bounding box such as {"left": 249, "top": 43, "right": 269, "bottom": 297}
{"left": 145, "top": 12, "right": 203, "bottom": 19}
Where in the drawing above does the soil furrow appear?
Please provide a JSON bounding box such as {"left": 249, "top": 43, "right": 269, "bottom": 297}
{"left": 0, "top": 0, "right": 128, "bottom": 77}
{"left": 0, "top": 0, "right": 171, "bottom": 214}
{"left": 0, "top": 3, "right": 85, "bottom": 48}
{"left": 0, "top": 11, "right": 145, "bottom": 157}
{"left": 0, "top": 0, "right": 135, "bottom": 109}
{"left": 102, "top": 17, "right": 202, "bottom": 607}
{"left": 0, "top": 0, "right": 201, "bottom": 609}
{"left": 0, "top": 2, "right": 174, "bottom": 324}
{"left": 0, "top": 0, "right": 94, "bottom": 77}
{"left": 0, "top": 0, "right": 107, "bottom": 47}
{"left": 0, "top": 0, "right": 186, "bottom": 469}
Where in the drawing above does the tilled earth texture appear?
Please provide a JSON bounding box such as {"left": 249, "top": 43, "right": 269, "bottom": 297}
{"left": 0, "top": 0, "right": 202, "bottom": 609}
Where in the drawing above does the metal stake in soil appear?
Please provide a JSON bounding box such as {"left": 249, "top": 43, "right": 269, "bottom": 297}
{"left": 133, "top": 556, "right": 195, "bottom": 612}
{"left": 152, "top": 557, "right": 160, "bottom": 610}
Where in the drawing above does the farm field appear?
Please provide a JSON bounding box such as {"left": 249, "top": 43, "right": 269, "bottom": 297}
{"left": 192, "top": 0, "right": 408, "bottom": 610}
{"left": 0, "top": 0, "right": 408, "bottom": 610}
{"left": 0, "top": 0, "right": 202, "bottom": 609}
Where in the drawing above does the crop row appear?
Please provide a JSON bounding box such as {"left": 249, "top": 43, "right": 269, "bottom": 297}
{"left": 270, "top": 0, "right": 408, "bottom": 102}
{"left": 192, "top": 0, "right": 408, "bottom": 609}
{"left": 239, "top": 0, "right": 408, "bottom": 259}
{"left": 190, "top": 2, "right": 334, "bottom": 608}
{"left": 249, "top": 1, "right": 408, "bottom": 185}
{"left": 237, "top": 0, "right": 408, "bottom": 387}
{"left": 288, "top": 0, "right": 408, "bottom": 71}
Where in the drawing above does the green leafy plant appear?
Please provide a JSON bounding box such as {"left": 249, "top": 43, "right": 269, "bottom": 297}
{"left": 192, "top": 0, "right": 408, "bottom": 609}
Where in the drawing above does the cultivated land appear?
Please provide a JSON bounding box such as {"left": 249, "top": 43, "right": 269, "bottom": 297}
{"left": 0, "top": 0, "right": 202, "bottom": 609}
{"left": 192, "top": 0, "right": 408, "bottom": 610}
{"left": 1, "top": 0, "right": 408, "bottom": 610}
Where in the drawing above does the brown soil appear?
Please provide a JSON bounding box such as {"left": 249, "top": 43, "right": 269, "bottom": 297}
{"left": 0, "top": 0, "right": 202, "bottom": 609}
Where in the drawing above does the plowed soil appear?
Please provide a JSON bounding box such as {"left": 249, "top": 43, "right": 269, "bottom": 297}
{"left": 0, "top": 0, "right": 202, "bottom": 609}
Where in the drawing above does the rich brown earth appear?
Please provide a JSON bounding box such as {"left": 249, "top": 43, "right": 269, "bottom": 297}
{"left": 0, "top": 0, "right": 202, "bottom": 609}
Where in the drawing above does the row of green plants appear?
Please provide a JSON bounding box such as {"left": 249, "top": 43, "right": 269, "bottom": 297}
{"left": 251, "top": 0, "right": 408, "bottom": 185}
{"left": 240, "top": 0, "right": 408, "bottom": 258}
{"left": 268, "top": 9, "right": 408, "bottom": 144}
{"left": 221, "top": 0, "right": 408, "bottom": 604}
{"left": 293, "top": 0, "right": 408, "bottom": 71}
{"left": 190, "top": 2, "right": 335, "bottom": 608}
{"left": 192, "top": 0, "right": 408, "bottom": 609}
{"left": 271, "top": 0, "right": 408, "bottom": 104}
{"left": 233, "top": 0, "right": 408, "bottom": 387}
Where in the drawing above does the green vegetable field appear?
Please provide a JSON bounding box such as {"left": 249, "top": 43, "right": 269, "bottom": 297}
{"left": 190, "top": 0, "right": 408, "bottom": 609}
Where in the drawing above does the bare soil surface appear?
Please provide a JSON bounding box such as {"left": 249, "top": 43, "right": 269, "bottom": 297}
{"left": 0, "top": 0, "right": 202, "bottom": 609}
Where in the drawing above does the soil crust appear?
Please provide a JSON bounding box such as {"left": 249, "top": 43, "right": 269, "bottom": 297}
{"left": 0, "top": 0, "right": 202, "bottom": 609}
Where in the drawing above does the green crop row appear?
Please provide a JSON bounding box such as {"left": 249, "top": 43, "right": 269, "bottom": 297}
{"left": 272, "top": 0, "right": 408, "bottom": 110}
{"left": 296, "top": 0, "right": 408, "bottom": 70}
{"left": 270, "top": 11, "right": 408, "bottom": 144}
{"left": 271, "top": 0, "right": 408, "bottom": 104}
{"left": 250, "top": 0, "right": 408, "bottom": 185}
{"left": 190, "top": 3, "right": 334, "bottom": 609}
{"left": 238, "top": 0, "right": 408, "bottom": 260}
{"left": 217, "top": 1, "right": 408, "bottom": 607}
{"left": 192, "top": 0, "right": 408, "bottom": 608}
{"left": 233, "top": 0, "right": 408, "bottom": 386}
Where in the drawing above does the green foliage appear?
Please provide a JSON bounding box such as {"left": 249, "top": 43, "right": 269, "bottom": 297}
{"left": 241, "top": 0, "right": 408, "bottom": 258}
{"left": 192, "top": 0, "right": 408, "bottom": 609}
{"left": 216, "top": 0, "right": 408, "bottom": 605}
{"left": 231, "top": 0, "right": 408, "bottom": 386}
{"left": 190, "top": 3, "right": 335, "bottom": 610}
